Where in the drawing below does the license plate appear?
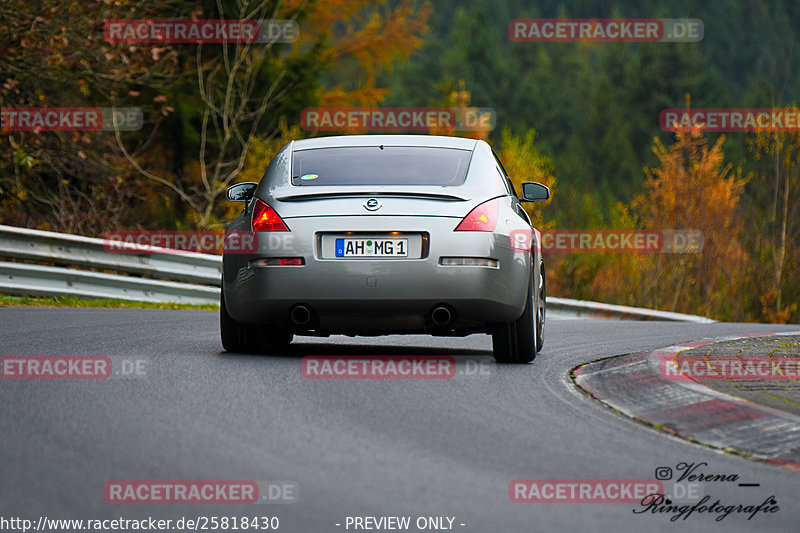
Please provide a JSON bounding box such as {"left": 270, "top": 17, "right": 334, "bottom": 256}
{"left": 335, "top": 238, "right": 408, "bottom": 257}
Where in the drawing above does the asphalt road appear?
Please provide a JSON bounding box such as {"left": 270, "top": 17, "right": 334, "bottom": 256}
{"left": 1, "top": 307, "right": 799, "bottom": 532}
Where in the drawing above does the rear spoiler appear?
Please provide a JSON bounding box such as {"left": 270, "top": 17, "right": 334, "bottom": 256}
{"left": 274, "top": 191, "right": 469, "bottom": 202}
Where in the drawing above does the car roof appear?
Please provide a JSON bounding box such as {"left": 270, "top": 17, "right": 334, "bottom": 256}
{"left": 291, "top": 134, "right": 479, "bottom": 151}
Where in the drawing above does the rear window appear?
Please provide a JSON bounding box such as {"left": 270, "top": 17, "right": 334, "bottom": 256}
{"left": 291, "top": 146, "right": 472, "bottom": 186}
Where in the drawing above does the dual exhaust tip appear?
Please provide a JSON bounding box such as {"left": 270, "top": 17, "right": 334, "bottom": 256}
{"left": 290, "top": 304, "right": 454, "bottom": 327}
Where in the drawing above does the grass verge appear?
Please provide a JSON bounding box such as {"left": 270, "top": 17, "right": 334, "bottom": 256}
{"left": 0, "top": 294, "right": 218, "bottom": 310}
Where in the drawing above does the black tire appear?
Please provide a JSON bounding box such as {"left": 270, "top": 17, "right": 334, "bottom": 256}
{"left": 492, "top": 275, "right": 537, "bottom": 364}
{"left": 536, "top": 263, "right": 546, "bottom": 353}
{"left": 220, "top": 292, "right": 248, "bottom": 352}
{"left": 491, "top": 321, "right": 516, "bottom": 363}
{"left": 220, "top": 293, "right": 292, "bottom": 353}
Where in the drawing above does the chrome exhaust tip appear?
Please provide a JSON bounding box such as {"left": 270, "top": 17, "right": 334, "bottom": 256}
{"left": 431, "top": 306, "right": 453, "bottom": 327}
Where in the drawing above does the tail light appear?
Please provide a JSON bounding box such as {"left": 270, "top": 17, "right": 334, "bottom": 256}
{"left": 252, "top": 199, "right": 290, "bottom": 232}
{"left": 454, "top": 198, "right": 499, "bottom": 232}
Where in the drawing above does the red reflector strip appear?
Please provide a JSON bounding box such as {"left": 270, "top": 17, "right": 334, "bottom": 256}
{"left": 250, "top": 257, "right": 304, "bottom": 267}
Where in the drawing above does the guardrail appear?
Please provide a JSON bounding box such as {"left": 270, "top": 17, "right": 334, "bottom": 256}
{"left": 0, "top": 225, "right": 221, "bottom": 305}
{"left": 548, "top": 297, "right": 715, "bottom": 323}
{"left": 0, "top": 225, "right": 715, "bottom": 321}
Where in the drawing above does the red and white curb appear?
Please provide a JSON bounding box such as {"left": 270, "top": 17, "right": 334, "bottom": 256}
{"left": 572, "top": 332, "right": 800, "bottom": 470}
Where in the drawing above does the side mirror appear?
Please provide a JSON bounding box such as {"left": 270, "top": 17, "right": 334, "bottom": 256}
{"left": 520, "top": 182, "right": 550, "bottom": 202}
{"left": 226, "top": 182, "right": 258, "bottom": 202}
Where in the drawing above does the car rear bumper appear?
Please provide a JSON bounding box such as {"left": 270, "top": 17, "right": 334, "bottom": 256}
{"left": 223, "top": 217, "right": 532, "bottom": 333}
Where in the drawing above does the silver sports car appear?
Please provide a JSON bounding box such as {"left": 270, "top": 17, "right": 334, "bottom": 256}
{"left": 220, "top": 134, "right": 550, "bottom": 363}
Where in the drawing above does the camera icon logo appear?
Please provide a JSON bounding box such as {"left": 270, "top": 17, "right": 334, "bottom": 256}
{"left": 655, "top": 467, "right": 673, "bottom": 480}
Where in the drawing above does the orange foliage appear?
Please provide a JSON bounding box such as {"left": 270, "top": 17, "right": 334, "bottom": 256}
{"left": 591, "top": 127, "right": 750, "bottom": 319}
{"left": 299, "top": 0, "right": 431, "bottom": 108}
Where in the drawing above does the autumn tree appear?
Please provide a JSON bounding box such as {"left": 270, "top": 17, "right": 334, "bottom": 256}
{"left": 0, "top": 0, "right": 184, "bottom": 233}
{"left": 603, "top": 126, "right": 750, "bottom": 320}
{"left": 111, "top": 0, "right": 431, "bottom": 229}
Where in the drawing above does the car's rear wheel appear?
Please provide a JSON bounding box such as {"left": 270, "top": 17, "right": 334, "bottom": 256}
{"left": 220, "top": 293, "right": 292, "bottom": 353}
{"left": 492, "top": 275, "right": 537, "bottom": 364}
